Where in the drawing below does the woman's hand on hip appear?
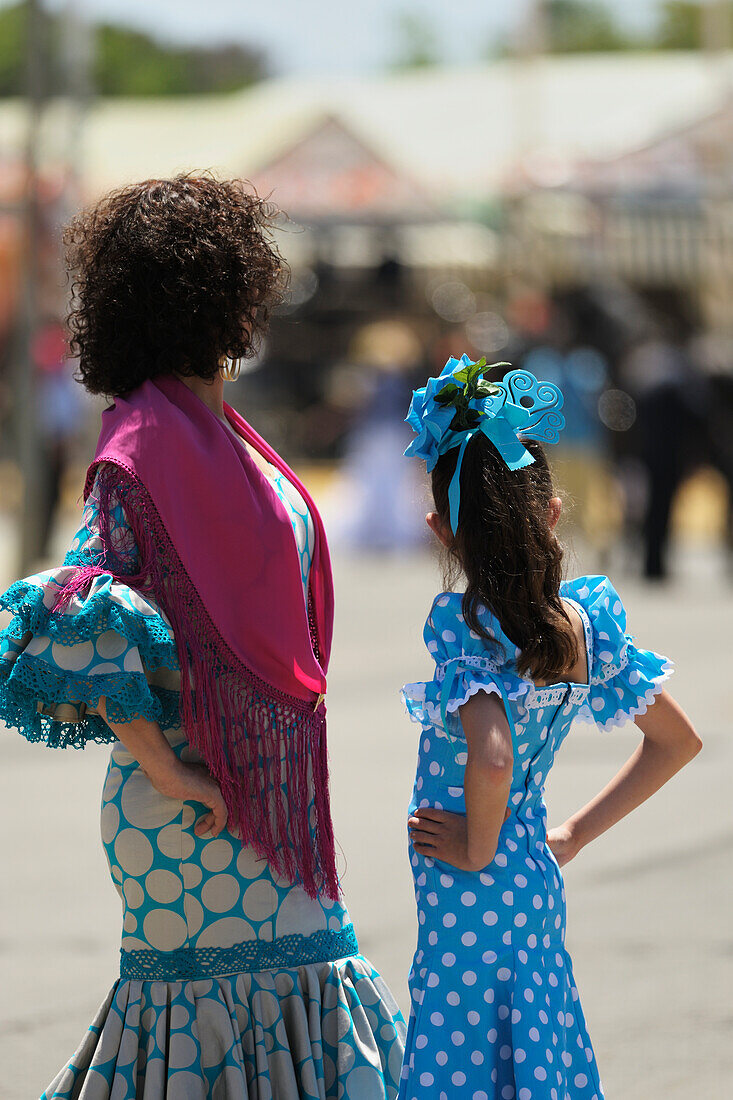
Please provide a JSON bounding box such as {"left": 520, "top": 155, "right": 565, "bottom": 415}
{"left": 152, "top": 760, "right": 229, "bottom": 838}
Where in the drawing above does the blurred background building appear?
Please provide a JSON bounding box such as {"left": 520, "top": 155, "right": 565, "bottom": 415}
{"left": 4, "top": 0, "right": 733, "bottom": 578}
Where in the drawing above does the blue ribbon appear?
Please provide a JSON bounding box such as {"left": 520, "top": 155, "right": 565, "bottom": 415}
{"left": 447, "top": 403, "right": 534, "bottom": 534}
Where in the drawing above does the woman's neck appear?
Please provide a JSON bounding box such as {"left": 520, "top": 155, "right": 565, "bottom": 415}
{"left": 178, "top": 373, "right": 226, "bottom": 422}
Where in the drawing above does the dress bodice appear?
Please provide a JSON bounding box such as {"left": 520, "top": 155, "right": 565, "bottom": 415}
{"left": 402, "top": 578, "right": 673, "bottom": 833}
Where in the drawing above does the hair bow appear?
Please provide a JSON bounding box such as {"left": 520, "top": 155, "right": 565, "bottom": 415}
{"left": 404, "top": 355, "right": 565, "bottom": 533}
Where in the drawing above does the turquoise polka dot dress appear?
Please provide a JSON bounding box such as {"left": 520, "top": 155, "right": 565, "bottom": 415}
{"left": 0, "top": 465, "right": 405, "bottom": 1100}
{"left": 399, "top": 578, "right": 673, "bottom": 1100}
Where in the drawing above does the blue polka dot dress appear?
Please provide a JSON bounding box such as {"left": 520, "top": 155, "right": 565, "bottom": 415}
{"left": 399, "top": 579, "right": 673, "bottom": 1100}
{"left": 0, "top": 466, "right": 405, "bottom": 1100}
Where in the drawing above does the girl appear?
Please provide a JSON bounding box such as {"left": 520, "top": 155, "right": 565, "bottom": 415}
{"left": 399, "top": 357, "right": 701, "bottom": 1100}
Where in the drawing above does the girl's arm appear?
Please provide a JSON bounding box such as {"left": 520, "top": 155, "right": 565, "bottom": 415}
{"left": 409, "top": 691, "right": 513, "bottom": 872}
{"left": 97, "top": 698, "right": 228, "bottom": 838}
{"left": 547, "top": 689, "right": 701, "bottom": 866}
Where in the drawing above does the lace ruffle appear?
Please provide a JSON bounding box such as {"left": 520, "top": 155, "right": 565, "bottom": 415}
{"left": 0, "top": 654, "right": 180, "bottom": 748}
{"left": 0, "top": 578, "right": 178, "bottom": 670}
{"left": 120, "top": 924, "right": 360, "bottom": 982}
{"left": 576, "top": 650, "right": 674, "bottom": 732}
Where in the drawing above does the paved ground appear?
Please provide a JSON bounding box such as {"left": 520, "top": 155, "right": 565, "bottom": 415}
{"left": 0, "top": 518, "right": 731, "bottom": 1099}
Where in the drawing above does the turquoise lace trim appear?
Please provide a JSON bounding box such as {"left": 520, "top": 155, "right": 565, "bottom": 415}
{"left": 120, "top": 924, "right": 359, "bottom": 981}
{"left": 0, "top": 655, "right": 180, "bottom": 748}
{"left": 0, "top": 579, "right": 179, "bottom": 670}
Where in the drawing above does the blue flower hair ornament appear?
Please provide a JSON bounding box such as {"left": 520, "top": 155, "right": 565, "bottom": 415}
{"left": 404, "top": 355, "right": 565, "bottom": 533}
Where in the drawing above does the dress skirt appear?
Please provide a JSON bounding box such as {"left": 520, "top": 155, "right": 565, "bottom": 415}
{"left": 42, "top": 731, "right": 406, "bottom": 1100}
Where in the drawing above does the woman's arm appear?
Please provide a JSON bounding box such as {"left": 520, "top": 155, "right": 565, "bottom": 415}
{"left": 547, "top": 689, "right": 701, "bottom": 866}
{"left": 409, "top": 691, "right": 513, "bottom": 872}
{"left": 97, "top": 699, "right": 228, "bottom": 838}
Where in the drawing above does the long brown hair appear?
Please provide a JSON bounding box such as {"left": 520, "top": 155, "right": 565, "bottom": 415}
{"left": 431, "top": 435, "right": 577, "bottom": 683}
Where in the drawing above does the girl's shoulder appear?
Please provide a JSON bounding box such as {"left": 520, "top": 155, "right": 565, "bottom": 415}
{"left": 559, "top": 574, "right": 629, "bottom": 666}
{"left": 423, "top": 591, "right": 519, "bottom": 670}
{"left": 424, "top": 575, "right": 632, "bottom": 677}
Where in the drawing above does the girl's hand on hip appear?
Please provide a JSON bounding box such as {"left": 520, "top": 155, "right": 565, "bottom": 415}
{"left": 408, "top": 806, "right": 509, "bottom": 872}
{"left": 152, "top": 760, "right": 229, "bottom": 838}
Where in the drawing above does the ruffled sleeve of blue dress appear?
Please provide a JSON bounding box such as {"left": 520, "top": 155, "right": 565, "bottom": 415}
{"left": 0, "top": 465, "right": 180, "bottom": 747}
{"left": 561, "top": 574, "right": 673, "bottom": 731}
{"left": 401, "top": 591, "right": 532, "bottom": 737}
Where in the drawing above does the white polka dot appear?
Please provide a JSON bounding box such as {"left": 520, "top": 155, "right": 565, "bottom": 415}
{"left": 195, "top": 916, "right": 255, "bottom": 948}
{"left": 200, "top": 838, "right": 234, "bottom": 872}
{"left": 146, "top": 869, "right": 183, "bottom": 904}
{"left": 461, "top": 931, "right": 477, "bottom": 947}
{"left": 143, "top": 909, "right": 187, "bottom": 950}
{"left": 462, "top": 971, "right": 477, "bottom": 986}
{"left": 461, "top": 891, "right": 476, "bottom": 906}
{"left": 443, "top": 913, "right": 456, "bottom": 928}
{"left": 483, "top": 911, "right": 498, "bottom": 926}
{"left": 96, "top": 629, "right": 127, "bottom": 660}
{"left": 534, "top": 1067, "right": 547, "bottom": 1081}
{"left": 121, "top": 770, "right": 181, "bottom": 829}
{"left": 122, "top": 649, "right": 144, "bottom": 673}
{"left": 184, "top": 894, "right": 204, "bottom": 936}
{"left": 442, "top": 952, "right": 456, "bottom": 967}
{"left": 51, "top": 640, "right": 94, "bottom": 671}
{"left": 452, "top": 1071, "right": 466, "bottom": 1086}
{"left": 201, "top": 873, "right": 240, "bottom": 914}
{"left": 101, "top": 802, "right": 119, "bottom": 844}
{"left": 241, "top": 878, "right": 276, "bottom": 921}
{"left": 497, "top": 967, "right": 511, "bottom": 981}
{"left": 430, "top": 1012, "right": 444, "bottom": 1027}
{"left": 114, "top": 829, "right": 153, "bottom": 876}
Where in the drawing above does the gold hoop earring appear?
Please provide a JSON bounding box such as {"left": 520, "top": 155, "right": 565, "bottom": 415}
{"left": 219, "top": 357, "right": 242, "bottom": 382}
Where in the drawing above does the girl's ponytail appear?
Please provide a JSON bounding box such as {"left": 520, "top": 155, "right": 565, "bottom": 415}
{"left": 431, "top": 435, "right": 577, "bottom": 683}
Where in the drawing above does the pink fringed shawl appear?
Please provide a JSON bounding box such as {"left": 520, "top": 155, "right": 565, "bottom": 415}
{"left": 62, "top": 375, "right": 338, "bottom": 898}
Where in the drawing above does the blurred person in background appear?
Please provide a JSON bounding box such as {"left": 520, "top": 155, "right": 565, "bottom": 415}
{"left": 329, "top": 319, "right": 426, "bottom": 551}
{"left": 619, "top": 326, "right": 733, "bottom": 580}
{"left": 33, "top": 317, "right": 85, "bottom": 557}
{"left": 0, "top": 175, "right": 405, "bottom": 1100}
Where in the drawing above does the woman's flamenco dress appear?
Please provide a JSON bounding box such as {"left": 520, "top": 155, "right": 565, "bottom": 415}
{"left": 0, "top": 475, "right": 405, "bottom": 1099}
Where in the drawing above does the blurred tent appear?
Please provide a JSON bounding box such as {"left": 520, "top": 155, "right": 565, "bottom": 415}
{"left": 0, "top": 53, "right": 732, "bottom": 206}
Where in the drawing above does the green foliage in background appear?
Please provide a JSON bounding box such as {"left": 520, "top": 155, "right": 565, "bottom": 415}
{"left": 391, "top": 11, "right": 441, "bottom": 70}
{"left": 656, "top": 1, "right": 733, "bottom": 49}
{"left": 0, "top": 0, "right": 267, "bottom": 97}
{"left": 544, "top": 0, "right": 635, "bottom": 53}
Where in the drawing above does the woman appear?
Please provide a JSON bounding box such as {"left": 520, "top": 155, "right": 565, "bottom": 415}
{"left": 0, "top": 176, "right": 405, "bottom": 1099}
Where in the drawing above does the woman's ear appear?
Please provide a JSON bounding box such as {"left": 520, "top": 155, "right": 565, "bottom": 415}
{"left": 548, "top": 496, "right": 563, "bottom": 530}
{"left": 426, "top": 511, "right": 453, "bottom": 548}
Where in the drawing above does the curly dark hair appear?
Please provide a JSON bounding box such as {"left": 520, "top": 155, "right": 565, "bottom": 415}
{"left": 64, "top": 174, "right": 287, "bottom": 396}
{"left": 432, "top": 436, "right": 577, "bottom": 684}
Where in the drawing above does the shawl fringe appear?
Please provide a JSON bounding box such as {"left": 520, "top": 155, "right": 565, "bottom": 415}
{"left": 57, "top": 461, "right": 339, "bottom": 900}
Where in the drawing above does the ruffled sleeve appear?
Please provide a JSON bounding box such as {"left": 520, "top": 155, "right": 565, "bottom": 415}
{"left": 562, "top": 575, "right": 673, "bottom": 732}
{"left": 401, "top": 592, "right": 529, "bottom": 734}
{"left": 0, "top": 467, "right": 180, "bottom": 748}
